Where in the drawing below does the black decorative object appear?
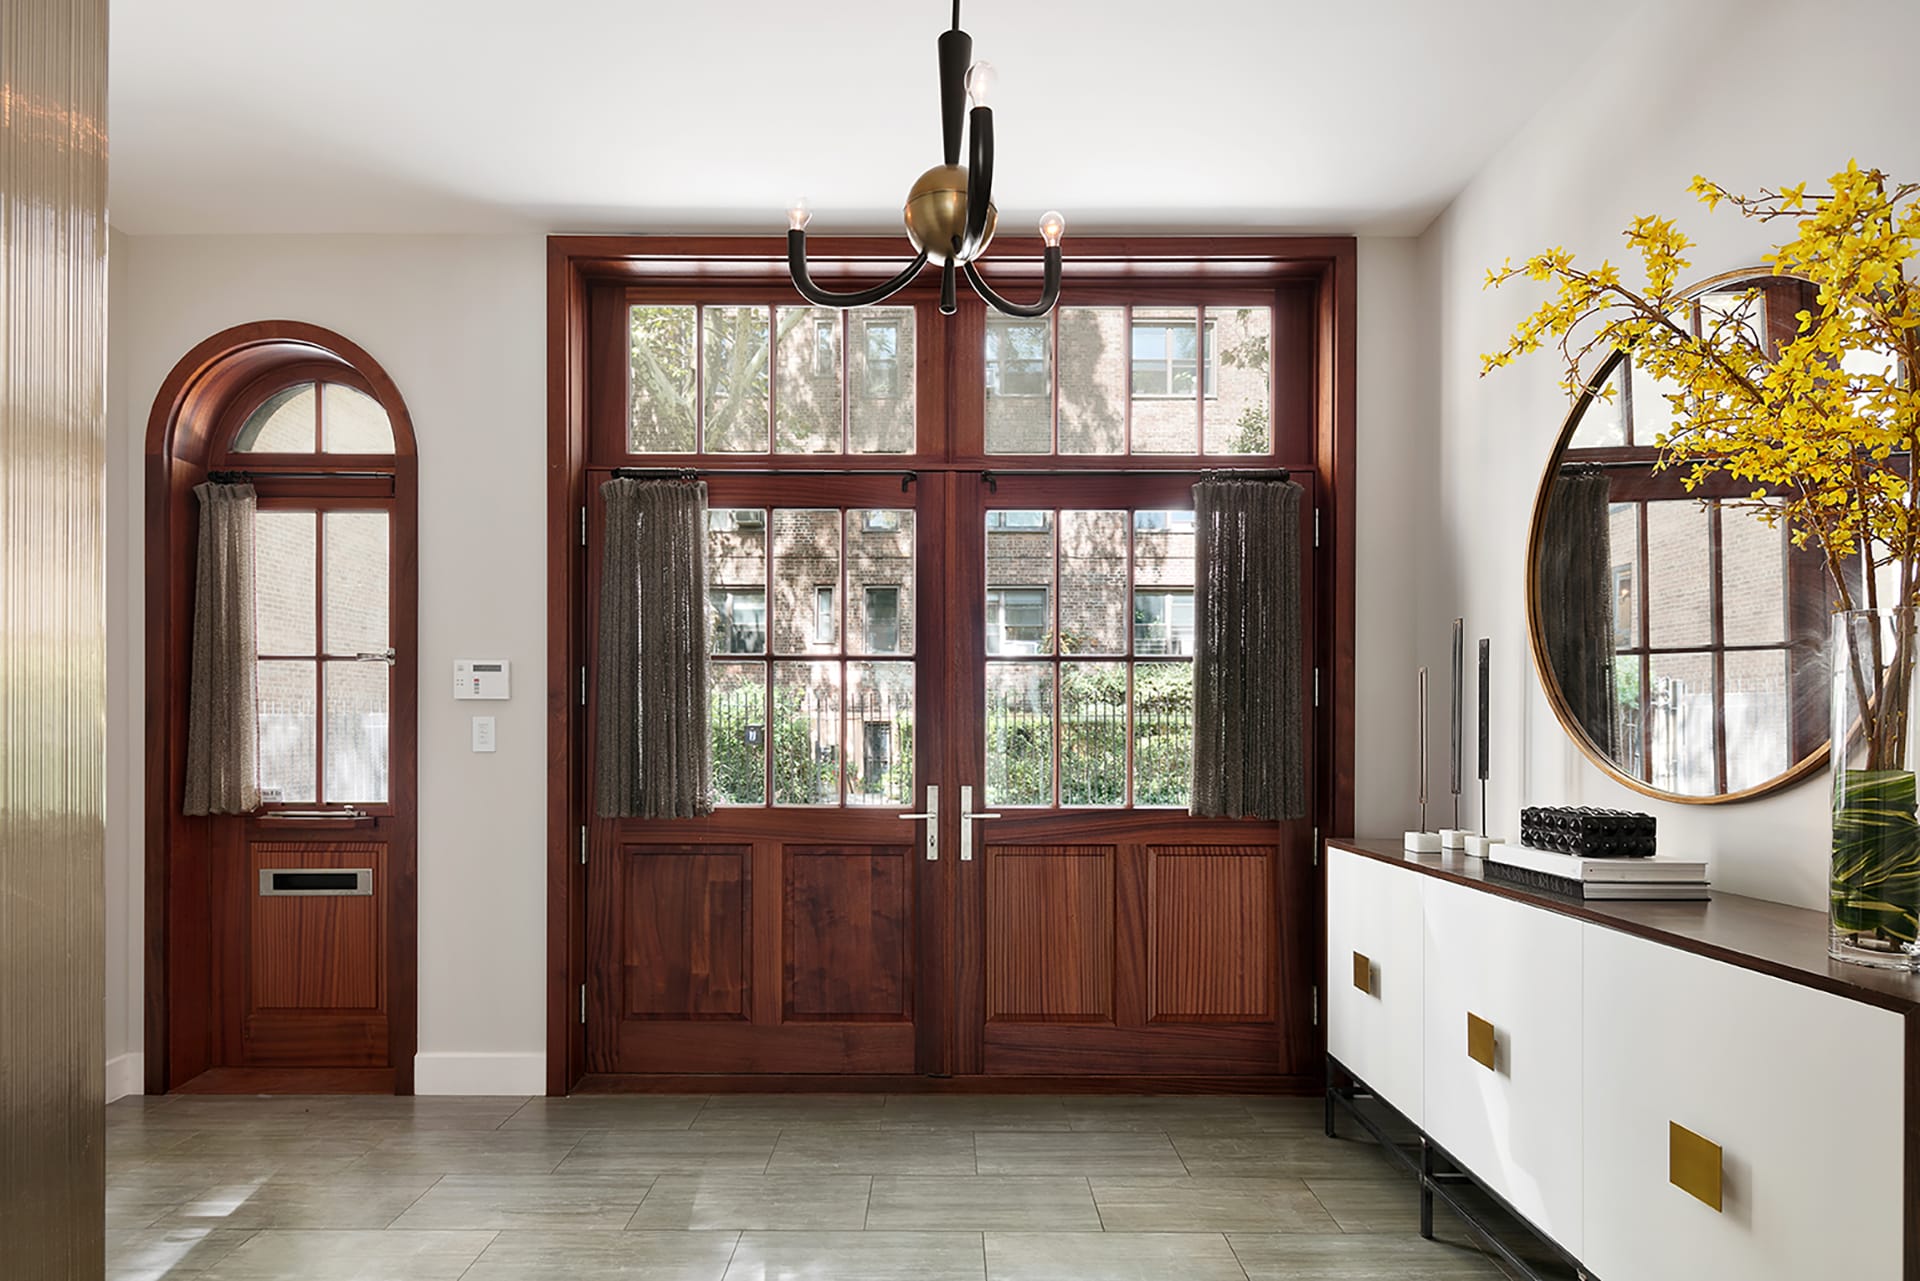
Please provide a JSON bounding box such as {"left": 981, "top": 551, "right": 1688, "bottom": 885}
{"left": 1449, "top": 618, "right": 1464, "bottom": 830}
{"left": 1477, "top": 638, "right": 1490, "bottom": 831}
{"left": 785, "top": 1, "right": 1065, "bottom": 318}
{"left": 1520, "top": 805, "right": 1657, "bottom": 858}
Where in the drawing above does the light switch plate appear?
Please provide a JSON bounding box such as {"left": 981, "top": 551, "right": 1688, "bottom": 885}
{"left": 471, "top": 716, "right": 496, "bottom": 753}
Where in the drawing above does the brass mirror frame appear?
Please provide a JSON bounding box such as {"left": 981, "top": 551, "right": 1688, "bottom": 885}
{"left": 1523, "top": 267, "right": 1830, "bottom": 806}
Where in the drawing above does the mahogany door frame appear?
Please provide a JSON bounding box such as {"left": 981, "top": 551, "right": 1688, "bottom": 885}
{"left": 546, "top": 235, "right": 1359, "bottom": 1094}
{"left": 143, "top": 320, "right": 420, "bottom": 1094}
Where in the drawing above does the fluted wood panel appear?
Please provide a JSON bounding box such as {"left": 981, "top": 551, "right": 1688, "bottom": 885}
{"left": 784, "top": 846, "right": 913, "bottom": 1021}
{"left": 0, "top": 0, "right": 109, "bottom": 1274}
{"left": 249, "top": 843, "right": 385, "bottom": 1010}
{"left": 986, "top": 846, "right": 1114, "bottom": 1022}
{"left": 1147, "top": 846, "right": 1274, "bottom": 1022}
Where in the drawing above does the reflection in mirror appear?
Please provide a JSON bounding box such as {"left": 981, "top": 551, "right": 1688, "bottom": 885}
{"left": 1532, "top": 272, "right": 1844, "bottom": 802}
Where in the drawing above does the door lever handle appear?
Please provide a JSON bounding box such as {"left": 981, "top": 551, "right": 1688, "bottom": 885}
{"left": 898, "top": 784, "right": 939, "bottom": 860}
{"left": 959, "top": 785, "right": 999, "bottom": 862}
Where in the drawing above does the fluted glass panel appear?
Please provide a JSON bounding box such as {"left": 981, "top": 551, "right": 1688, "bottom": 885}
{"left": 0, "top": 0, "right": 110, "bottom": 1274}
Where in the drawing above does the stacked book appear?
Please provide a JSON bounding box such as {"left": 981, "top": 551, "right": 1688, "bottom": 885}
{"left": 1484, "top": 843, "right": 1710, "bottom": 901}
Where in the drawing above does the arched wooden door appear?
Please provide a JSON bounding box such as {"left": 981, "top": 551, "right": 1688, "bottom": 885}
{"left": 145, "top": 322, "right": 419, "bottom": 1094}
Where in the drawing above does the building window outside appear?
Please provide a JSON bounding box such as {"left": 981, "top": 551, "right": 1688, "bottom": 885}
{"left": 1134, "top": 589, "right": 1195, "bottom": 656}
{"left": 987, "top": 587, "right": 1049, "bottom": 655}
{"left": 814, "top": 585, "right": 836, "bottom": 645}
{"left": 1131, "top": 320, "right": 1216, "bottom": 398}
{"left": 864, "top": 586, "right": 901, "bottom": 654}
{"left": 986, "top": 320, "right": 1049, "bottom": 397}
{"left": 985, "top": 510, "right": 1050, "bottom": 532}
{"left": 813, "top": 316, "right": 838, "bottom": 377}
{"left": 863, "top": 321, "right": 901, "bottom": 398}
{"left": 1131, "top": 510, "right": 1196, "bottom": 533}
{"left": 710, "top": 509, "right": 765, "bottom": 533}
{"left": 709, "top": 587, "right": 768, "bottom": 654}
{"left": 861, "top": 722, "right": 892, "bottom": 795}
{"left": 861, "top": 509, "right": 902, "bottom": 533}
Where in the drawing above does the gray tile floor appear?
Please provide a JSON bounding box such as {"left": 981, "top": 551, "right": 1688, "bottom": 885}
{"left": 106, "top": 1093, "right": 1515, "bottom": 1279}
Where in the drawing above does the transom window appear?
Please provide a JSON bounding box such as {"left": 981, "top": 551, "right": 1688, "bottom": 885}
{"left": 984, "top": 508, "right": 1197, "bottom": 807}
{"left": 705, "top": 506, "right": 916, "bottom": 807}
{"left": 235, "top": 380, "right": 396, "bottom": 454}
{"left": 629, "top": 303, "right": 915, "bottom": 456}
{"left": 985, "top": 305, "right": 1273, "bottom": 456}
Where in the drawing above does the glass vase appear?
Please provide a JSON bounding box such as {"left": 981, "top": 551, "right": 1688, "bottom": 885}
{"left": 1831, "top": 608, "right": 1920, "bottom": 969}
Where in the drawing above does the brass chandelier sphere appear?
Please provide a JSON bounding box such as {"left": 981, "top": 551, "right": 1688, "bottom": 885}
{"left": 903, "top": 164, "right": 997, "bottom": 266}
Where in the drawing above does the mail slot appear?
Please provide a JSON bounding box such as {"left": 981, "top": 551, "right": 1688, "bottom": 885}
{"left": 257, "top": 868, "right": 373, "bottom": 896}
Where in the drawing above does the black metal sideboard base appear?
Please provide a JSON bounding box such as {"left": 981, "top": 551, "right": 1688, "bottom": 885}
{"left": 1325, "top": 1054, "right": 1595, "bottom": 1281}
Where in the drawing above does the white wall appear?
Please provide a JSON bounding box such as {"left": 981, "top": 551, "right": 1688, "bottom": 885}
{"left": 107, "top": 234, "right": 550, "bottom": 1094}
{"left": 1418, "top": 0, "right": 1920, "bottom": 908}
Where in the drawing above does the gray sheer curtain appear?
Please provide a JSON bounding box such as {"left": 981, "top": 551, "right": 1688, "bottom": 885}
{"left": 596, "top": 478, "right": 713, "bottom": 818}
{"left": 1190, "top": 477, "right": 1307, "bottom": 821}
{"left": 183, "top": 481, "right": 260, "bottom": 815}
{"left": 1539, "top": 466, "right": 1617, "bottom": 755}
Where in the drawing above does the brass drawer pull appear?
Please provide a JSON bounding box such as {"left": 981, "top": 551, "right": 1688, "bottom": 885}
{"left": 1466, "top": 1012, "right": 1497, "bottom": 1070}
{"left": 1352, "top": 951, "right": 1373, "bottom": 995}
{"left": 1669, "top": 1122, "right": 1723, "bottom": 1212}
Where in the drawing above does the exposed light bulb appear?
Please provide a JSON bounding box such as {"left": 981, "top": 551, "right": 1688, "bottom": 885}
{"left": 788, "top": 198, "right": 812, "bottom": 232}
{"left": 965, "top": 61, "right": 997, "bottom": 109}
{"left": 1038, "top": 210, "right": 1066, "bottom": 247}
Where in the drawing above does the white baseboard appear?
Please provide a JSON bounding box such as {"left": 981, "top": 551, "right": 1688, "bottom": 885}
{"left": 413, "top": 1052, "right": 545, "bottom": 1096}
{"left": 106, "top": 1053, "right": 145, "bottom": 1103}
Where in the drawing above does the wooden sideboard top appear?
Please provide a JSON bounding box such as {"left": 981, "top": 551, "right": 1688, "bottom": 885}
{"left": 1330, "top": 837, "right": 1920, "bottom": 1016}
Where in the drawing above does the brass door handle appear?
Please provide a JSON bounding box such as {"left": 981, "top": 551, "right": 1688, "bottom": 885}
{"left": 1466, "top": 1012, "right": 1497, "bottom": 1070}
{"left": 1670, "top": 1122, "right": 1723, "bottom": 1212}
{"left": 1352, "top": 952, "right": 1373, "bottom": 995}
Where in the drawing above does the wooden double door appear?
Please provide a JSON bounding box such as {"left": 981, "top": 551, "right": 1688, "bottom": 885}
{"left": 585, "top": 470, "right": 1317, "bottom": 1081}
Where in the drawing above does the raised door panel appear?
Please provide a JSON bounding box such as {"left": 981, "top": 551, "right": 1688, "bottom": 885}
{"left": 1582, "top": 924, "right": 1905, "bottom": 1281}
{"left": 987, "top": 846, "right": 1114, "bottom": 1022}
{"left": 1422, "top": 876, "right": 1584, "bottom": 1255}
{"left": 785, "top": 844, "right": 913, "bottom": 1021}
{"left": 1325, "top": 847, "right": 1424, "bottom": 1124}
{"left": 1146, "top": 846, "right": 1273, "bottom": 1022}
{"left": 623, "top": 845, "right": 750, "bottom": 1020}
{"left": 244, "top": 841, "right": 387, "bottom": 1067}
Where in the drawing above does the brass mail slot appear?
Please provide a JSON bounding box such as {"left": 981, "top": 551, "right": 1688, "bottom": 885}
{"left": 1466, "top": 1012, "right": 1497, "bottom": 1070}
{"left": 1669, "top": 1122, "right": 1723, "bottom": 1212}
{"left": 1352, "top": 952, "right": 1373, "bottom": 995}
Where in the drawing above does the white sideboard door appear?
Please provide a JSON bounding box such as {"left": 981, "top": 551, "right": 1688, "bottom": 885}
{"left": 1326, "top": 846, "right": 1426, "bottom": 1123}
{"left": 1422, "top": 875, "right": 1587, "bottom": 1256}
{"left": 1582, "top": 923, "right": 1906, "bottom": 1281}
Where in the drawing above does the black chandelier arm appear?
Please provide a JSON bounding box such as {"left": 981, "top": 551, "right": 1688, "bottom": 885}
{"left": 787, "top": 230, "right": 930, "bottom": 309}
{"left": 940, "top": 261, "right": 958, "bottom": 316}
{"left": 964, "top": 246, "right": 1063, "bottom": 319}
{"left": 962, "top": 104, "right": 994, "bottom": 261}
{"left": 937, "top": 28, "right": 972, "bottom": 166}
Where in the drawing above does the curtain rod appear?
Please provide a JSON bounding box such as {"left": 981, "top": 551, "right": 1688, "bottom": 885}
{"left": 608, "top": 467, "right": 919, "bottom": 491}
{"left": 207, "top": 469, "right": 393, "bottom": 483}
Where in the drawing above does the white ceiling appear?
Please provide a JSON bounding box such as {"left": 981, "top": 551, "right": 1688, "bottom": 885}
{"left": 108, "top": 0, "right": 1620, "bottom": 237}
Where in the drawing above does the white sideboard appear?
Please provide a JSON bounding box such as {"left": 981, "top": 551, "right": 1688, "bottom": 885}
{"left": 1326, "top": 837, "right": 1915, "bottom": 1281}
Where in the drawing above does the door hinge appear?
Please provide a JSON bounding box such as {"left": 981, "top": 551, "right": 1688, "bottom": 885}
{"left": 579, "top": 825, "right": 587, "bottom": 866}
{"left": 1312, "top": 985, "right": 1319, "bottom": 1027}
{"left": 580, "top": 666, "right": 587, "bottom": 706}
{"left": 1313, "top": 668, "right": 1322, "bottom": 708}
{"left": 1312, "top": 826, "right": 1320, "bottom": 866}
{"left": 580, "top": 506, "right": 587, "bottom": 547}
{"left": 579, "top": 984, "right": 586, "bottom": 1024}
{"left": 1314, "top": 508, "right": 1322, "bottom": 549}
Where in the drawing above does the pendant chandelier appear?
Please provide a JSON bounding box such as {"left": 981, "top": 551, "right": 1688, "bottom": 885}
{"left": 786, "top": 1, "right": 1065, "bottom": 318}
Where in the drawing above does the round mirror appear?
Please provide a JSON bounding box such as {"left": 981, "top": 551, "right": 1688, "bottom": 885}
{"left": 1526, "top": 269, "right": 1838, "bottom": 803}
